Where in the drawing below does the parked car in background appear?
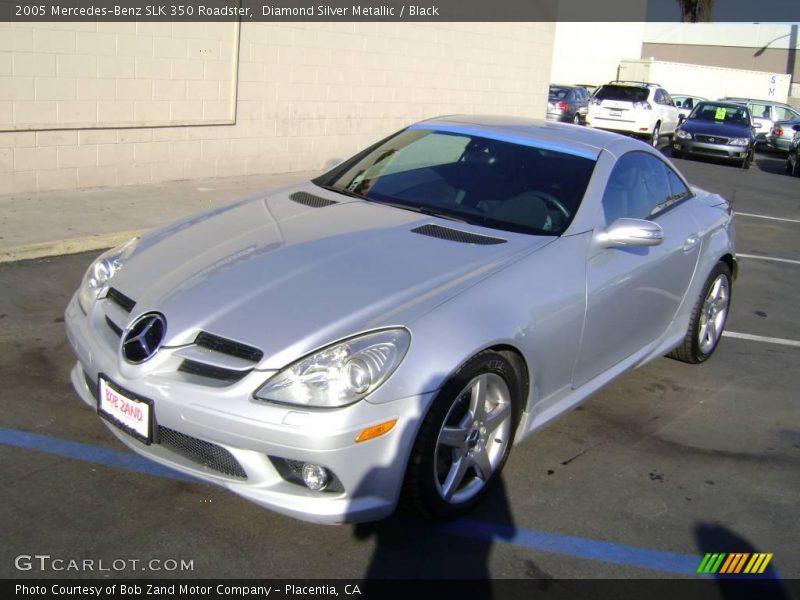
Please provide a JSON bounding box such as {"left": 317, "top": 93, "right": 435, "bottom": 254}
{"left": 672, "top": 95, "right": 708, "bottom": 120}
{"left": 721, "top": 98, "right": 800, "bottom": 144}
{"left": 586, "top": 81, "right": 679, "bottom": 147}
{"left": 547, "top": 84, "right": 590, "bottom": 124}
{"left": 65, "top": 115, "right": 737, "bottom": 524}
{"left": 766, "top": 118, "right": 800, "bottom": 154}
{"left": 786, "top": 123, "right": 800, "bottom": 176}
{"left": 672, "top": 101, "right": 756, "bottom": 168}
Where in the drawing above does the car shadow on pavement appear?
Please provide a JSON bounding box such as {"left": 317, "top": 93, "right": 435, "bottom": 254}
{"left": 753, "top": 154, "right": 789, "bottom": 176}
{"left": 694, "top": 522, "right": 792, "bottom": 600}
{"left": 352, "top": 476, "right": 518, "bottom": 595}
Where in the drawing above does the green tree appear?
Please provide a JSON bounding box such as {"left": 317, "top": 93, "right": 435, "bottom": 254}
{"left": 676, "top": 0, "right": 715, "bottom": 22}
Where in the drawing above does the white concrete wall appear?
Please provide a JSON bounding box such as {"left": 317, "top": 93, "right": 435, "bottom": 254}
{"left": 550, "top": 22, "right": 645, "bottom": 87}
{"left": 0, "top": 22, "right": 555, "bottom": 194}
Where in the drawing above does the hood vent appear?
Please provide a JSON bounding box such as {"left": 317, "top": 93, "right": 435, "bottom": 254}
{"left": 289, "top": 191, "right": 338, "bottom": 208}
{"left": 195, "top": 332, "right": 263, "bottom": 362}
{"left": 411, "top": 224, "right": 506, "bottom": 245}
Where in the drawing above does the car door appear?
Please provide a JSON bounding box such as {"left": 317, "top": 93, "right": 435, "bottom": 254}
{"left": 573, "top": 151, "right": 702, "bottom": 387}
{"left": 659, "top": 89, "right": 679, "bottom": 133}
{"left": 747, "top": 101, "right": 773, "bottom": 139}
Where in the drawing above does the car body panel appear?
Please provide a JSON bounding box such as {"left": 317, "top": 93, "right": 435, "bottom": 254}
{"left": 766, "top": 118, "right": 800, "bottom": 153}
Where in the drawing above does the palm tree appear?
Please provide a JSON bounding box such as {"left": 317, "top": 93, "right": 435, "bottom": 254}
{"left": 675, "top": 0, "right": 715, "bottom": 22}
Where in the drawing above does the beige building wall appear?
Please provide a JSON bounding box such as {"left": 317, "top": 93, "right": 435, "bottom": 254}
{"left": 0, "top": 22, "right": 554, "bottom": 194}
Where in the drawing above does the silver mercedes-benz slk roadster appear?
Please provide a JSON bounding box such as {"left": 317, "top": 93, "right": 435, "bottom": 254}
{"left": 65, "top": 115, "right": 736, "bottom": 524}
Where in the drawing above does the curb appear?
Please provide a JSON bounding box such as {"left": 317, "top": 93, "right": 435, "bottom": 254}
{"left": 0, "top": 230, "right": 144, "bottom": 264}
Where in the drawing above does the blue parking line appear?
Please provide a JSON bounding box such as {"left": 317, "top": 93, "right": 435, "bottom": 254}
{"left": 441, "top": 519, "right": 699, "bottom": 576}
{"left": 0, "top": 426, "right": 197, "bottom": 483}
{"left": 0, "top": 426, "right": 774, "bottom": 578}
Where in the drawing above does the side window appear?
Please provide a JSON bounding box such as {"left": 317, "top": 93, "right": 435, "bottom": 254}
{"left": 749, "top": 103, "right": 771, "bottom": 120}
{"left": 775, "top": 106, "right": 799, "bottom": 121}
{"left": 684, "top": 97, "right": 694, "bottom": 109}
{"left": 653, "top": 89, "right": 665, "bottom": 105}
{"left": 666, "top": 167, "right": 691, "bottom": 204}
{"left": 601, "top": 152, "right": 674, "bottom": 224}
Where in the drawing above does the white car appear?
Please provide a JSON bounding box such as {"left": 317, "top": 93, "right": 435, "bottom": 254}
{"left": 586, "top": 81, "right": 680, "bottom": 147}
{"left": 672, "top": 94, "right": 708, "bottom": 120}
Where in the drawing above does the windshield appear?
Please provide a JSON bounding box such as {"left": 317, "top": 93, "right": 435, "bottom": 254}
{"left": 314, "top": 128, "right": 596, "bottom": 236}
{"left": 689, "top": 103, "right": 751, "bottom": 126}
{"left": 595, "top": 85, "right": 649, "bottom": 103}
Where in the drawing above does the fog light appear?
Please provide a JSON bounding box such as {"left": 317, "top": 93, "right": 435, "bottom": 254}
{"left": 301, "top": 463, "right": 329, "bottom": 491}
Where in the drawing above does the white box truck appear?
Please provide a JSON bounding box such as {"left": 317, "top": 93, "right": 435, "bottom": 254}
{"left": 617, "top": 58, "right": 791, "bottom": 103}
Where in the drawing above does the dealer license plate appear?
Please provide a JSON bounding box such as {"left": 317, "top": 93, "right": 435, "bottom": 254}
{"left": 98, "top": 376, "right": 153, "bottom": 444}
{"left": 608, "top": 109, "right": 622, "bottom": 117}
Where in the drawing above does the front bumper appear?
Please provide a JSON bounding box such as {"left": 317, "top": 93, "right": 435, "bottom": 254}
{"left": 64, "top": 295, "right": 433, "bottom": 524}
{"left": 673, "top": 139, "right": 750, "bottom": 162}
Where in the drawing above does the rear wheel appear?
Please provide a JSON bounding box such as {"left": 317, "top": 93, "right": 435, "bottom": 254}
{"left": 668, "top": 262, "right": 732, "bottom": 364}
{"left": 403, "top": 351, "right": 521, "bottom": 518}
{"left": 573, "top": 113, "right": 581, "bottom": 125}
{"left": 650, "top": 123, "right": 661, "bottom": 147}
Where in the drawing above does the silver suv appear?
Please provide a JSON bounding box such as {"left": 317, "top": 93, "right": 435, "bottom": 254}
{"left": 586, "top": 81, "right": 680, "bottom": 147}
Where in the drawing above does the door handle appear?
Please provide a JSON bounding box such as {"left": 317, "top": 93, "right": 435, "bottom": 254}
{"left": 683, "top": 234, "right": 700, "bottom": 252}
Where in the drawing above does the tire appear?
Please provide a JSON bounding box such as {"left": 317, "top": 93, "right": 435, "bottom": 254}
{"left": 650, "top": 123, "right": 661, "bottom": 147}
{"left": 403, "top": 351, "right": 522, "bottom": 519}
{"left": 668, "top": 262, "right": 732, "bottom": 364}
{"left": 741, "top": 150, "right": 752, "bottom": 170}
{"left": 573, "top": 113, "right": 581, "bottom": 125}
{"left": 787, "top": 158, "right": 793, "bottom": 174}
{"left": 671, "top": 147, "right": 683, "bottom": 159}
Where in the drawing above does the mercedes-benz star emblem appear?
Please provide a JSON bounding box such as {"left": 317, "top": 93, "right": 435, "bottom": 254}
{"left": 122, "top": 313, "right": 167, "bottom": 364}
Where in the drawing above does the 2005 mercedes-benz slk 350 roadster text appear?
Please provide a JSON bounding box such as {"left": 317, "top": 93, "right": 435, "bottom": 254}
{"left": 65, "top": 116, "right": 736, "bottom": 524}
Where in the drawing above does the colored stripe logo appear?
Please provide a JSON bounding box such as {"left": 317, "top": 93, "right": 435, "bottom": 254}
{"left": 697, "top": 552, "right": 773, "bottom": 574}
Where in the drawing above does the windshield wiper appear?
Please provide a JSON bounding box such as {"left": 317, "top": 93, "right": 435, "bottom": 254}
{"left": 316, "top": 184, "right": 365, "bottom": 200}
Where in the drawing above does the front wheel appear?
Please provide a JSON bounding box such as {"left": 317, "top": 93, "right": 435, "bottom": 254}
{"left": 403, "top": 351, "right": 521, "bottom": 518}
{"left": 741, "top": 149, "right": 753, "bottom": 170}
{"left": 668, "top": 262, "right": 732, "bottom": 364}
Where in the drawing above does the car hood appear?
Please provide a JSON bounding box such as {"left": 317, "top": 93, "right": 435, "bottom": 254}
{"left": 110, "top": 184, "right": 550, "bottom": 369}
{"left": 681, "top": 119, "right": 752, "bottom": 138}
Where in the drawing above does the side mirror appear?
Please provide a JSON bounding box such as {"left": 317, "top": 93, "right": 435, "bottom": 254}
{"left": 596, "top": 218, "right": 664, "bottom": 248}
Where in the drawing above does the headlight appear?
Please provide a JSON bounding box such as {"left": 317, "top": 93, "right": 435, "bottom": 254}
{"left": 77, "top": 237, "right": 139, "bottom": 314}
{"left": 675, "top": 129, "right": 692, "bottom": 140}
{"left": 254, "top": 329, "right": 411, "bottom": 408}
{"left": 729, "top": 138, "right": 750, "bottom": 146}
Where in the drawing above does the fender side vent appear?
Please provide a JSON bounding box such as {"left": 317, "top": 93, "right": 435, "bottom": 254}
{"left": 411, "top": 224, "right": 506, "bottom": 245}
{"left": 289, "top": 191, "right": 337, "bottom": 208}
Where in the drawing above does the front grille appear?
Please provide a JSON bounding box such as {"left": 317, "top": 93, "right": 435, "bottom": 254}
{"left": 411, "top": 224, "right": 506, "bottom": 245}
{"left": 106, "top": 288, "right": 136, "bottom": 313}
{"left": 157, "top": 426, "right": 247, "bottom": 479}
{"left": 195, "top": 332, "right": 263, "bottom": 362}
{"left": 105, "top": 316, "right": 123, "bottom": 337}
{"left": 695, "top": 135, "right": 730, "bottom": 144}
{"left": 289, "top": 191, "right": 337, "bottom": 208}
{"left": 177, "top": 359, "right": 247, "bottom": 382}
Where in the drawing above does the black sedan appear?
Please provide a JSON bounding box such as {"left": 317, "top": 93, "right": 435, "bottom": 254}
{"left": 672, "top": 101, "right": 756, "bottom": 169}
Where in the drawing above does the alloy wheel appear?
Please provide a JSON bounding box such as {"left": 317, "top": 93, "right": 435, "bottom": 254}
{"left": 698, "top": 274, "right": 730, "bottom": 354}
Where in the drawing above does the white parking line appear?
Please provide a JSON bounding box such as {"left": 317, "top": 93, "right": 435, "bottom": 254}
{"left": 737, "top": 253, "right": 800, "bottom": 266}
{"left": 735, "top": 212, "right": 800, "bottom": 224}
{"left": 723, "top": 331, "right": 800, "bottom": 348}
